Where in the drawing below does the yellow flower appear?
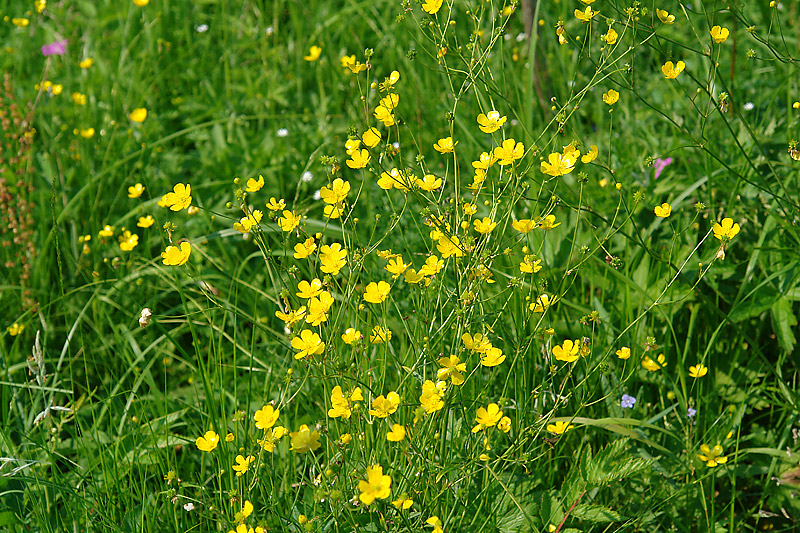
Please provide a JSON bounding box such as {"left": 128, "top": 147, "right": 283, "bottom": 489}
{"left": 291, "top": 329, "right": 324, "bottom": 359}
{"left": 426, "top": 516, "right": 444, "bottom": 533}
{"left": 225, "top": 432, "right": 235, "bottom": 442}
{"left": 710, "top": 25, "right": 729, "bottom": 43}
{"left": 72, "top": 92, "right": 87, "bottom": 105}
{"left": 374, "top": 104, "right": 395, "bottom": 126}
{"left": 581, "top": 145, "right": 598, "bottom": 163}
{"left": 35, "top": 0, "right": 46, "bottom": 13}
{"left": 476, "top": 110, "right": 507, "bottom": 133}
{"left": 132, "top": 0, "right": 149, "bottom": 6}
{"left": 529, "top": 293, "right": 556, "bottom": 313}
{"left": 369, "top": 391, "right": 400, "bottom": 418}
{"left": 540, "top": 151, "right": 576, "bottom": 176}
{"left": 293, "top": 237, "right": 316, "bottom": 259}
{"left": 164, "top": 183, "right": 192, "bottom": 211}
{"left": 127, "top": 183, "right": 145, "bottom": 199}
{"left": 346, "top": 148, "right": 370, "bottom": 169}
{"left": 603, "top": 28, "right": 618, "bottom": 45}
{"left": 422, "top": 0, "right": 443, "bottom": 15}
{"left": 232, "top": 455, "right": 255, "bottom": 476}
{"left": 233, "top": 500, "right": 253, "bottom": 524}
{"left": 641, "top": 353, "right": 666, "bottom": 372}
{"left": 379, "top": 70, "right": 401, "bottom": 91}
{"left": 387, "top": 424, "right": 406, "bottom": 442}
{"left": 275, "top": 306, "right": 306, "bottom": 326}
{"left": 493, "top": 138, "right": 524, "bottom": 165}
{"left": 341, "top": 327, "right": 361, "bottom": 345}
{"left": 546, "top": 420, "right": 574, "bottom": 435}
{"left": 99, "top": 225, "right": 114, "bottom": 238}
{"left": 358, "top": 465, "right": 392, "bottom": 506}
{"left": 657, "top": 9, "right": 675, "bottom": 24}
{"left": 602, "top": 89, "right": 619, "bottom": 105}
{"left": 195, "top": 430, "right": 219, "bottom": 452}
{"left": 347, "top": 60, "right": 368, "bottom": 74}
{"left": 266, "top": 197, "right": 286, "bottom": 211}
{"left": 574, "top": 6, "right": 599, "bottom": 22}
{"left": 246, "top": 174, "right": 264, "bottom": 192}
{"left": 319, "top": 243, "right": 347, "bottom": 275}
{"left": 654, "top": 202, "right": 672, "bottom": 218}
{"left": 328, "top": 385, "right": 363, "bottom": 419}
{"left": 385, "top": 256, "right": 409, "bottom": 279}
{"left": 437, "top": 235, "right": 463, "bottom": 258}
{"left": 520, "top": 255, "right": 542, "bottom": 274}
{"left": 340, "top": 54, "right": 356, "bottom": 69}
{"left": 289, "top": 424, "right": 321, "bottom": 453}
{"left": 339, "top": 433, "right": 352, "bottom": 445}
{"left": 473, "top": 217, "right": 497, "bottom": 234}
{"left": 616, "top": 346, "right": 631, "bottom": 360}
{"left": 472, "top": 151, "right": 497, "bottom": 170}
{"left": 512, "top": 219, "right": 536, "bottom": 233}
{"left": 419, "top": 380, "right": 445, "bottom": 413}
{"left": 419, "top": 255, "right": 444, "bottom": 276}
{"left": 392, "top": 495, "right": 414, "bottom": 510}
{"left": 254, "top": 404, "right": 280, "bottom": 429}
{"left": 417, "top": 174, "right": 442, "bottom": 191}
{"left": 297, "top": 278, "right": 323, "bottom": 299}
{"left": 233, "top": 210, "right": 263, "bottom": 233}
{"left": 79, "top": 128, "right": 95, "bottom": 139}
{"left": 538, "top": 214, "right": 560, "bottom": 230}
{"left": 7, "top": 323, "right": 24, "bottom": 336}
{"left": 434, "top": 136, "right": 457, "bottom": 153}
{"left": 79, "top": 58, "right": 94, "bottom": 69}
{"left": 689, "top": 364, "right": 708, "bottom": 378}
{"left": 662, "top": 61, "right": 686, "bottom": 79}
{"left": 697, "top": 444, "right": 728, "bottom": 467}
{"left": 497, "top": 416, "right": 511, "bottom": 433}
{"left": 257, "top": 426, "right": 287, "bottom": 452}
{"left": 303, "top": 45, "right": 322, "bottom": 62}
{"left": 305, "top": 291, "right": 334, "bottom": 326}
{"left": 437, "top": 355, "right": 467, "bottom": 385}
{"left": 12, "top": 18, "right": 30, "bottom": 27}
{"left": 472, "top": 403, "right": 503, "bottom": 433}
{"left": 118, "top": 230, "right": 138, "bottom": 251}
{"left": 362, "top": 127, "right": 382, "bottom": 147}
{"left": 712, "top": 218, "right": 740, "bottom": 241}
{"left": 130, "top": 108, "right": 147, "bottom": 123}
{"left": 320, "top": 178, "right": 350, "bottom": 204}
{"left": 370, "top": 324, "right": 392, "bottom": 344}
{"left": 553, "top": 339, "right": 580, "bottom": 363}
{"left": 161, "top": 241, "right": 191, "bottom": 266}
{"left": 277, "top": 210, "right": 301, "bottom": 232}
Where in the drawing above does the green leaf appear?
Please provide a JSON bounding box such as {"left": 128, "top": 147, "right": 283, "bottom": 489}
{"left": 770, "top": 297, "right": 797, "bottom": 353}
{"left": 571, "top": 504, "right": 623, "bottom": 522}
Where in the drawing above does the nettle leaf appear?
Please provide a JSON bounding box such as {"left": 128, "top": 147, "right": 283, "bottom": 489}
{"left": 571, "top": 504, "right": 623, "bottom": 523}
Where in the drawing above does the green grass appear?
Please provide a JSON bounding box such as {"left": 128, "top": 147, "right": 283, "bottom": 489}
{"left": 2, "top": 0, "right": 800, "bottom": 531}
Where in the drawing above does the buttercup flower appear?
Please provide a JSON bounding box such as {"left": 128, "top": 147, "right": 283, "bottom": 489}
{"left": 118, "top": 230, "right": 138, "bottom": 251}
{"left": 386, "top": 424, "right": 406, "bottom": 442}
{"left": 602, "top": 89, "right": 619, "bottom": 105}
{"left": 319, "top": 243, "right": 347, "bottom": 274}
{"left": 232, "top": 455, "right": 255, "bottom": 476}
{"left": 320, "top": 178, "right": 350, "bottom": 204}
{"left": 364, "top": 281, "right": 391, "bottom": 304}
{"left": 657, "top": 9, "right": 675, "bottom": 24}
{"left": 697, "top": 444, "right": 728, "bottom": 467}
{"left": 476, "top": 110, "right": 507, "bottom": 133}
{"left": 195, "top": 430, "right": 219, "bottom": 452}
{"left": 278, "top": 210, "right": 301, "bottom": 232}
{"left": 616, "top": 346, "right": 631, "bottom": 360}
{"left": 603, "top": 28, "right": 618, "bottom": 45}
{"left": 266, "top": 197, "right": 286, "bottom": 211}
{"left": 379, "top": 70, "right": 400, "bottom": 91}
{"left": 346, "top": 149, "right": 370, "bottom": 169}
{"left": 712, "top": 218, "right": 740, "bottom": 241}
{"left": 581, "top": 145, "right": 599, "bottom": 163}
{"left": 422, "top": 0, "right": 443, "bottom": 15}
{"left": 553, "top": 339, "right": 580, "bottom": 363}
{"left": 574, "top": 6, "right": 599, "bottom": 22}
{"left": 512, "top": 219, "right": 536, "bottom": 233}
{"left": 493, "top": 138, "right": 524, "bottom": 165}
{"left": 419, "top": 380, "right": 445, "bottom": 413}
{"left": 689, "top": 364, "right": 708, "bottom": 378}
{"left": 303, "top": 45, "right": 322, "bottom": 62}
{"left": 132, "top": 0, "right": 149, "bottom": 6}
{"left": 369, "top": 392, "right": 400, "bottom": 418}
{"left": 426, "top": 516, "right": 444, "bottom": 533}
{"left": 289, "top": 424, "right": 321, "bottom": 453}
{"left": 641, "top": 353, "right": 666, "bottom": 372}
{"left": 341, "top": 327, "right": 362, "bottom": 344}
{"left": 254, "top": 404, "right": 280, "bottom": 429}
{"left": 417, "top": 174, "right": 442, "bottom": 191}
{"left": 472, "top": 403, "right": 503, "bottom": 432}
{"left": 433, "top": 137, "right": 457, "bottom": 153}
{"left": 329, "top": 385, "right": 363, "bottom": 419}
{"left": 473, "top": 217, "right": 497, "bottom": 234}
{"left": 362, "top": 127, "right": 382, "bottom": 147}
{"left": 529, "top": 293, "right": 556, "bottom": 312}
{"left": 710, "top": 25, "right": 729, "bottom": 43}
{"left": 297, "top": 278, "right": 323, "bottom": 299}
{"left": 7, "top": 323, "right": 25, "bottom": 336}
{"left": 80, "top": 58, "right": 94, "bottom": 69}
{"left": 437, "top": 355, "right": 466, "bottom": 385}
{"left": 294, "top": 237, "right": 316, "bottom": 259}
{"left": 538, "top": 214, "right": 561, "bottom": 230}
{"left": 161, "top": 242, "right": 191, "bottom": 266}
{"left": 392, "top": 495, "right": 414, "bottom": 509}
{"left": 291, "top": 329, "right": 325, "bottom": 359}
{"left": 246, "top": 175, "right": 264, "bottom": 192}
{"left": 128, "top": 183, "right": 145, "bottom": 199}
{"left": 130, "top": 108, "right": 147, "bottom": 123}
{"left": 233, "top": 210, "right": 263, "bottom": 233}
{"left": 541, "top": 151, "right": 576, "bottom": 176}
{"left": 370, "top": 324, "right": 392, "bottom": 343}
{"left": 547, "top": 420, "right": 574, "bottom": 435}
{"left": 358, "top": 465, "right": 392, "bottom": 505}
{"left": 164, "top": 183, "right": 192, "bottom": 211}
{"left": 654, "top": 202, "right": 672, "bottom": 218}
{"left": 662, "top": 61, "right": 686, "bottom": 79}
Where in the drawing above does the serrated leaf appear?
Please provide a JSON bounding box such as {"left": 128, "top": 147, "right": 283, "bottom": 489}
{"left": 571, "top": 504, "right": 623, "bottom": 523}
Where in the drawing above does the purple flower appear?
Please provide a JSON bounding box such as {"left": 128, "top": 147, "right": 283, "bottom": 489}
{"left": 41, "top": 40, "right": 68, "bottom": 57}
{"left": 653, "top": 157, "right": 673, "bottom": 179}
{"left": 687, "top": 408, "right": 697, "bottom": 418}
{"left": 621, "top": 394, "right": 636, "bottom": 409}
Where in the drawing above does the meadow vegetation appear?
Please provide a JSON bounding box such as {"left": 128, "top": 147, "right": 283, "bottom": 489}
{"left": 2, "top": 0, "right": 800, "bottom": 531}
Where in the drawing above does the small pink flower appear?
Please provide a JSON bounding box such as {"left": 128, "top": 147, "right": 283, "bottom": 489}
{"left": 41, "top": 40, "right": 68, "bottom": 56}
{"left": 653, "top": 157, "right": 673, "bottom": 179}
